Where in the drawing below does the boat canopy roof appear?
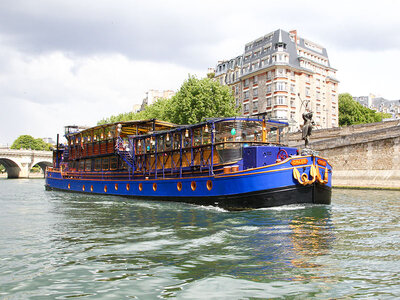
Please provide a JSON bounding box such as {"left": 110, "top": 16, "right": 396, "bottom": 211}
{"left": 129, "top": 117, "right": 288, "bottom": 139}
{"left": 65, "top": 119, "right": 177, "bottom": 138}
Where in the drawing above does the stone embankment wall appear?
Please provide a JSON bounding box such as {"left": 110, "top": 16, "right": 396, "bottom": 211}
{"left": 288, "top": 120, "right": 400, "bottom": 189}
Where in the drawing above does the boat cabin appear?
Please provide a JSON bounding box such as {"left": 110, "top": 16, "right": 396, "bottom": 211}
{"left": 55, "top": 117, "right": 297, "bottom": 179}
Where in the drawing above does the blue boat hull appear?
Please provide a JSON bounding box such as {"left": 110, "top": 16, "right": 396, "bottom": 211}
{"left": 45, "top": 156, "right": 332, "bottom": 210}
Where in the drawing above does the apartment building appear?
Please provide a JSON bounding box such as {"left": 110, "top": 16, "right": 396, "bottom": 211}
{"left": 354, "top": 94, "right": 400, "bottom": 119}
{"left": 139, "top": 89, "right": 176, "bottom": 111}
{"left": 214, "top": 29, "right": 339, "bottom": 131}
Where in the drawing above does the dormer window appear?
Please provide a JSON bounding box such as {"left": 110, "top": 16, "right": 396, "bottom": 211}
{"left": 275, "top": 43, "right": 287, "bottom": 50}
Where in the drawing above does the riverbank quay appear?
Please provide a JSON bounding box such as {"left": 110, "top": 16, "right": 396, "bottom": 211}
{"left": 289, "top": 120, "right": 400, "bottom": 189}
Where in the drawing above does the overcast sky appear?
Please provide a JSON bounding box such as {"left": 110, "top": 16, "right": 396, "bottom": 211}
{"left": 1, "top": 0, "right": 399, "bottom": 145}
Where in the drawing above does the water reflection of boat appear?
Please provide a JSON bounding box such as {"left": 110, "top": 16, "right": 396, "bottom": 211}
{"left": 45, "top": 117, "right": 332, "bottom": 210}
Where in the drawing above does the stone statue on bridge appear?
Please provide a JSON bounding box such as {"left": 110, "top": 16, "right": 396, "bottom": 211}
{"left": 302, "top": 111, "right": 315, "bottom": 147}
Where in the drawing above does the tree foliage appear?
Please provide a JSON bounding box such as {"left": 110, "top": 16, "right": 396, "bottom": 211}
{"left": 98, "top": 76, "right": 238, "bottom": 125}
{"left": 11, "top": 135, "right": 52, "bottom": 151}
{"left": 338, "top": 93, "right": 385, "bottom": 126}
{"left": 0, "top": 164, "right": 5, "bottom": 173}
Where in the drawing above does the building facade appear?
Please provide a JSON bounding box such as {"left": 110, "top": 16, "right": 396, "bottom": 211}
{"left": 139, "top": 90, "right": 176, "bottom": 111}
{"left": 214, "top": 29, "right": 339, "bottom": 131}
{"left": 354, "top": 94, "right": 400, "bottom": 119}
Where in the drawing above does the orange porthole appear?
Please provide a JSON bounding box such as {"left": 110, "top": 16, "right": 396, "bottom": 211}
{"left": 191, "top": 181, "right": 197, "bottom": 191}
{"left": 90, "top": 185, "right": 93, "bottom": 192}
{"left": 104, "top": 185, "right": 108, "bottom": 193}
{"left": 115, "top": 183, "right": 118, "bottom": 191}
{"left": 126, "top": 183, "right": 130, "bottom": 191}
{"left": 153, "top": 183, "right": 157, "bottom": 191}
{"left": 139, "top": 183, "right": 143, "bottom": 191}
{"left": 82, "top": 185, "right": 85, "bottom": 191}
{"left": 206, "top": 180, "right": 213, "bottom": 191}
{"left": 68, "top": 183, "right": 71, "bottom": 189}
{"left": 177, "top": 182, "right": 182, "bottom": 191}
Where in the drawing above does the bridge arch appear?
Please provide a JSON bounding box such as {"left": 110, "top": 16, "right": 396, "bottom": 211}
{"left": 31, "top": 159, "right": 53, "bottom": 177}
{"left": 0, "top": 158, "right": 22, "bottom": 178}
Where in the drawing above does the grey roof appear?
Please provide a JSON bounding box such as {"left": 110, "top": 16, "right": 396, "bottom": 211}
{"left": 215, "top": 29, "right": 333, "bottom": 77}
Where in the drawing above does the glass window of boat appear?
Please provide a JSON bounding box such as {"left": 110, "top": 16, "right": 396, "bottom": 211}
{"left": 173, "top": 132, "right": 180, "bottom": 150}
{"left": 144, "top": 137, "right": 151, "bottom": 153}
{"left": 93, "top": 129, "right": 99, "bottom": 141}
{"left": 150, "top": 137, "right": 156, "bottom": 152}
{"left": 105, "top": 127, "right": 113, "bottom": 140}
{"left": 87, "top": 130, "right": 92, "bottom": 142}
{"left": 193, "top": 127, "right": 202, "bottom": 146}
{"left": 102, "top": 158, "right": 109, "bottom": 170}
{"left": 78, "top": 159, "right": 84, "bottom": 171}
{"left": 85, "top": 159, "right": 91, "bottom": 171}
{"left": 157, "top": 135, "right": 164, "bottom": 152}
{"left": 183, "top": 129, "right": 191, "bottom": 148}
{"left": 165, "top": 134, "right": 172, "bottom": 151}
{"left": 82, "top": 131, "right": 89, "bottom": 143}
{"left": 238, "top": 120, "right": 263, "bottom": 143}
{"left": 110, "top": 157, "right": 118, "bottom": 170}
{"left": 94, "top": 158, "right": 101, "bottom": 171}
{"left": 136, "top": 138, "right": 145, "bottom": 154}
{"left": 202, "top": 125, "right": 211, "bottom": 144}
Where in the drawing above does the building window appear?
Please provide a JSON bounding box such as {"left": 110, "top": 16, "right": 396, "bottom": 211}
{"left": 290, "top": 84, "right": 295, "bottom": 93}
{"left": 254, "top": 76, "right": 258, "bottom": 84}
{"left": 305, "top": 87, "right": 310, "bottom": 97}
{"left": 266, "top": 84, "right": 272, "bottom": 93}
{"left": 244, "top": 79, "right": 249, "bottom": 87}
{"left": 253, "top": 88, "right": 258, "bottom": 97}
{"left": 253, "top": 100, "right": 258, "bottom": 111}
{"left": 244, "top": 91, "right": 249, "bottom": 99}
{"left": 290, "top": 98, "right": 295, "bottom": 107}
{"left": 244, "top": 103, "right": 249, "bottom": 113}
{"left": 267, "top": 71, "right": 272, "bottom": 80}
{"left": 235, "top": 86, "right": 239, "bottom": 95}
{"left": 266, "top": 97, "right": 272, "bottom": 107}
{"left": 275, "top": 82, "right": 286, "bottom": 91}
{"left": 275, "top": 96, "right": 287, "bottom": 105}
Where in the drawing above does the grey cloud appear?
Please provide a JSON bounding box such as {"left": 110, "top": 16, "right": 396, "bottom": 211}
{"left": 0, "top": 1, "right": 222, "bottom": 68}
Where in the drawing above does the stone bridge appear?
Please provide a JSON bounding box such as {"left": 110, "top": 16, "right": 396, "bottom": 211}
{"left": 0, "top": 148, "right": 53, "bottom": 178}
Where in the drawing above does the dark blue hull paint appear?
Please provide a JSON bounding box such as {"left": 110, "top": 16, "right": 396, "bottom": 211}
{"left": 45, "top": 156, "right": 332, "bottom": 210}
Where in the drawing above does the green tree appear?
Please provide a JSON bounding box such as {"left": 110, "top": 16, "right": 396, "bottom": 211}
{"left": 0, "top": 164, "right": 5, "bottom": 173}
{"left": 11, "top": 135, "right": 52, "bottom": 151}
{"left": 98, "top": 76, "right": 238, "bottom": 125}
{"left": 165, "top": 76, "right": 238, "bottom": 124}
{"left": 339, "top": 93, "right": 383, "bottom": 126}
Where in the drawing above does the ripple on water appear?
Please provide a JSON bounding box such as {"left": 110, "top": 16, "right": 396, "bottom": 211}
{"left": 1, "top": 180, "right": 400, "bottom": 299}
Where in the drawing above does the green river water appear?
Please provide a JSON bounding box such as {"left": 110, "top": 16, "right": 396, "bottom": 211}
{"left": 0, "top": 179, "right": 399, "bottom": 299}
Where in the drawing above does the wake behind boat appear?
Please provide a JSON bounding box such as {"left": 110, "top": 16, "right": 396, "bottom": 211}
{"left": 45, "top": 117, "right": 332, "bottom": 210}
